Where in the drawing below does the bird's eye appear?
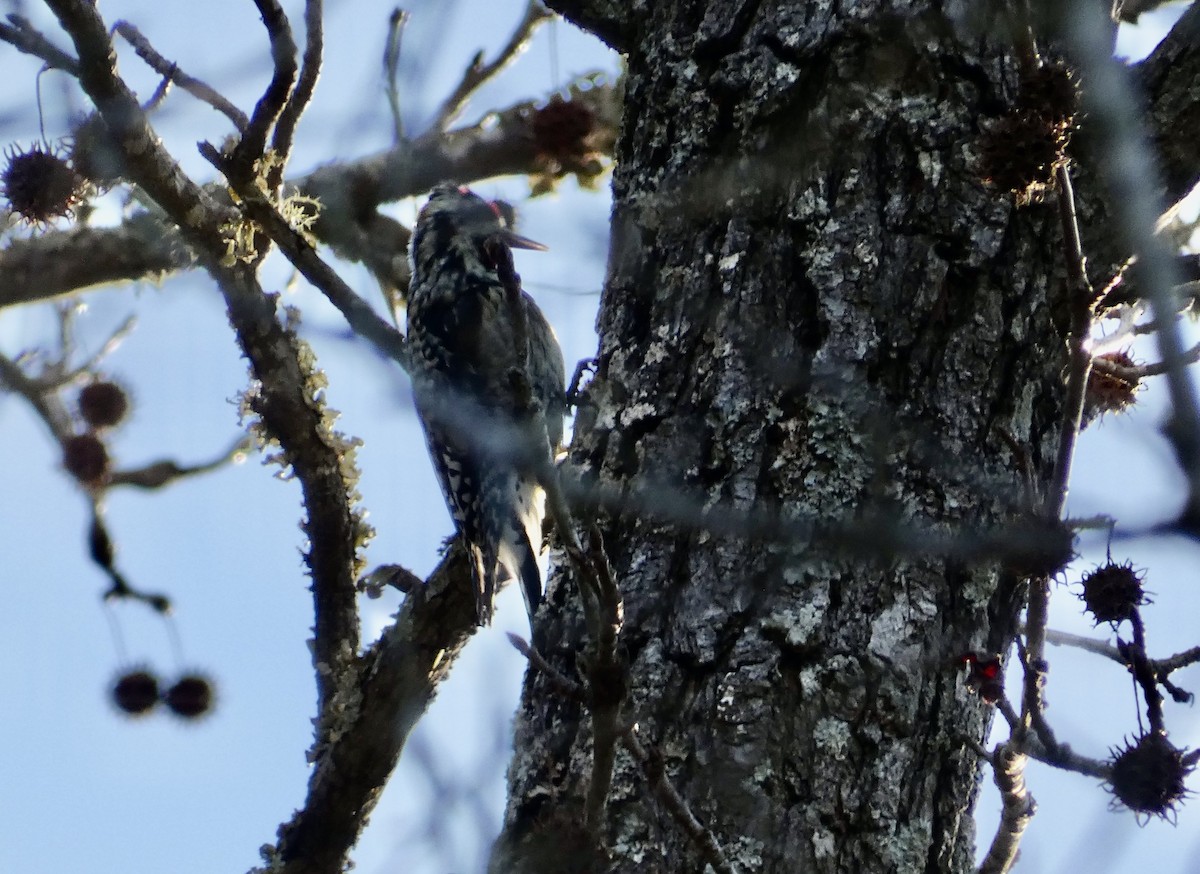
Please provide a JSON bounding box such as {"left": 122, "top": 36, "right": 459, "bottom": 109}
{"left": 490, "top": 199, "right": 517, "bottom": 229}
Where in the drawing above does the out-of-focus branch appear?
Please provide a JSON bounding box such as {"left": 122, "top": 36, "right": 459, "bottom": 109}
{"left": 0, "top": 77, "right": 621, "bottom": 310}
{"left": 112, "top": 21, "right": 249, "bottom": 130}
{"left": 432, "top": 0, "right": 552, "bottom": 130}
{"left": 1065, "top": 1, "right": 1200, "bottom": 534}
{"left": 383, "top": 8, "right": 409, "bottom": 141}
{"left": 0, "top": 14, "right": 80, "bottom": 74}
{"left": 109, "top": 436, "right": 252, "bottom": 489}
{"left": 1135, "top": 2, "right": 1200, "bottom": 213}
{"left": 0, "top": 219, "right": 192, "bottom": 309}
{"left": 0, "top": 349, "right": 73, "bottom": 441}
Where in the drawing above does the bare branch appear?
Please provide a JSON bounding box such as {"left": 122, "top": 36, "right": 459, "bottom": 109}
{"left": 0, "top": 219, "right": 193, "bottom": 310}
{"left": 383, "top": 8, "right": 409, "bottom": 141}
{"left": 510, "top": 632, "right": 734, "bottom": 873}
{"left": 0, "top": 14, "right": 79, "bottom": 74}
{"left": 506, "top": 633, "right": 585, "bottom": 701}
{"left": 271, "top": 546, "right": 479, "bottom": 874}
{"left": 1156, "top": 644, "right": 1200, "bottom": 676}
{"left": 45, "top": 0, "right": 368, "bottom": 776}
{"left": 977, "top": 743, "right": 1035, "bottom": 874}
{"left": 109, "top": 436, "right": 252, "bottom": 489}
{"left": 1044, "top": 627, "right": 1120, "bottom": 661}
{"left": 1019, "top": 160, "right": 1094, "bottom": 750}
{"left": 0, "top": 348, "right": 74, "bottom": 441}
{"left": 1091, "top": 339, "right": 1200, "bottom": 381}
{"left": 230, "top": 0, "right": 297, "bottom": 183}
{"left": 112, "top": 21, "right": 249, "bottom": 130}
{"left": 0, "top": 77, "right": 621, "bottom": 310}
{"left": 269, "top": 0, "right": 324, "bottom": 189}
{"left": 197, "top": 141, "right": 410, "bottom": 369}
{"left": 432, "top": 0, "right": 552, "bottom": 130}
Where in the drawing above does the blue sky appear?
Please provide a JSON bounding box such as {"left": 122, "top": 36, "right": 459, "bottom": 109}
{"left": 1, "top": 2, "right": 1198, "bottom": 873}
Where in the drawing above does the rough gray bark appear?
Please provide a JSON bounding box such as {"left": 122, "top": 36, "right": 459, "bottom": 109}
{"left": 496, "top": 2, "right": 1073, "bottom": 872}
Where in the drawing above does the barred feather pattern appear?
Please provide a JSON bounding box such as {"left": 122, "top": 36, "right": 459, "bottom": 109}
{"left": 407, "top": 183, "right": 565, "bottom": 626}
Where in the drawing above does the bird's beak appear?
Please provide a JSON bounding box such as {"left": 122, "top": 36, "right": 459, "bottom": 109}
{"left": 502, "top": 230, "right": 548, "bottom": 252}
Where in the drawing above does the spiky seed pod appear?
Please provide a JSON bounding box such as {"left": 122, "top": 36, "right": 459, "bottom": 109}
{"left": 1108, "top": 732, "right": 1195, "bottom": 821}
{"left": 532, "top": 96, "right": 597, "bottom": 163}
{"left": 1017, "top": 61, "right": 1079, "bottom": 129}
{"left": 63, "top": 433, "right": 111, "bottom": 486}
{"left": 979, "top": 61, "right": 1076, "bottom": 205}
{"left": 978, "top": 113, "right": 1070, "bottom": 205}
{"left": 1079, "top": 561, "right": 1148, "bottom": 626}
{"left": 111, "top": 669, "right": 160, "bottom": 717}
{"left": 1, "top": 142, "right": 86, "bottom": 224}
{"left": 68, "top": 113, "right": 124, "bottom": 188}
{"left": 164, "top": 674, "right": 215, "bottom": 720}
{"left": 1085, "top": 351, "right": 1140, "bottom": 422}
{"left": 78, "top": 381, "right": 130, "bottom": 429}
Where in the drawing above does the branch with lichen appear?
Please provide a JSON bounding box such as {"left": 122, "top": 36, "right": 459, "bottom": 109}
{"left": 14, "top": 8, "right": 501, "bottom": 874}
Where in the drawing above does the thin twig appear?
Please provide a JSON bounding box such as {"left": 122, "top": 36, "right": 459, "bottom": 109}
{"left": 231, "top": 0, "right": 298, "bottom": 183}
{"left": 582, "top": 525, "right": 625, "bottom": 829}
{"left": 142, "top": 74, "right": 173, "bottom": 113}
{"left": 198, "top": 140, "right": 409, "bottom": 369}
{"left": 112, "top": 21, "right": 248, "bottom": 130}
{"left": 0, "top": 350, "right": 74, "bottom": 442}
{"left": 383, "top": 8, "right": 409, "bottom": 142}
{"left": 56, "top": 315, "right": 138, "bottom": 387}
{"left": 1091, "top": 339, "right": 1200, "bottom": 381}
{"left": 506, "top": 633, "right": 585, "bottom": 701}
{"left": 0, "top": 15, "right": 80, "bottom": 74}
{"left": 108, "top": 436, "right": 252, "bottom": 489}
{"left": 1126, "top": 613, "right": 1166, "bottom": 734}
{"left": 89, "top": 502, "right": 171, "bottom": 612}
{"left": 622, "top": 725, "right": 738, "bottom": 874}
{"left": 1020, "top": 161, "right": 1093, "bottom": 755}
{"left": 1045, "top": 627, "right": 1195, "bottom": 704}
{"left": 1156, "top": 644, "right": 1200, "bottom": 676}
{"left": 432, "top": 0, "right": 552, "bottom": 130}
{"left": 269, "top": 0, "right": 324, "bottom": 190}
{"left": 1044, "top": 627, "right": 1120, "bottom": 661}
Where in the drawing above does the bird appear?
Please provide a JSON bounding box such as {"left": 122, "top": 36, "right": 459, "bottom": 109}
{"left": 406, "top": 183, "right": 566, "bottom": 626}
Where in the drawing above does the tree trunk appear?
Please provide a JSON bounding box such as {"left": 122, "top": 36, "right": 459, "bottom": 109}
{"left": 497, "top": 2, "right": 1070, "bottom": 871}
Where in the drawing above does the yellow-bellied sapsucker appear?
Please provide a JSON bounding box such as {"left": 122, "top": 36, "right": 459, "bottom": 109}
{"left": 407, "top": 183, "right": 565, "bottom": 626}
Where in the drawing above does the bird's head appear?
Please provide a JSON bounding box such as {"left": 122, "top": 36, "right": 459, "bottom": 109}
{"left": 412, "top": 183, "right": 546, "bottom": 277}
